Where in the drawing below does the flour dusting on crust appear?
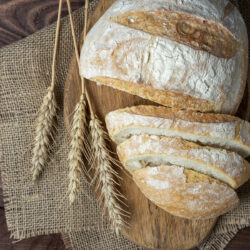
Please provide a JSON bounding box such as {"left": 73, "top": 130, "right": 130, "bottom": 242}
{"left": 80, "top": 0, "right": 247, "bottom": 113}
{"left": 133, "top": 165, "right": 239, "bottom": 219}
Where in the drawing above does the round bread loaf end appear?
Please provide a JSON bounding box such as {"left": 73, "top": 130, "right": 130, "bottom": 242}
{"left": 132, "top": 165, "right": 239, "bottom": 219}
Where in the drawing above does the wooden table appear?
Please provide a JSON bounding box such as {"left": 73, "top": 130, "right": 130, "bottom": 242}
{"left": 0, "top": 0, "right": 249, "bottom": 249}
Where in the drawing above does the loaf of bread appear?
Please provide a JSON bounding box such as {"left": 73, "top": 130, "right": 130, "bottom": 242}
{"left": 117, "top": 135, "right": 250, "bottom": 189}
{"left": 80, "top": 0, "right": 248, "bottom": 114}
{"left": 105, "top": 105, "right": 250, "bottom": 157}
{"left": 133, "top": 165, "right": 239, "bottom": 219}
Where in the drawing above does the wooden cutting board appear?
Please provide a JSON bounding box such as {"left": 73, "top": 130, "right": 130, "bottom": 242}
{"left": 64, "top": 0, "right": 218, "bottom": 249}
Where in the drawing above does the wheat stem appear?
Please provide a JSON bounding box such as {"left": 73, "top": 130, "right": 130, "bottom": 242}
{"left": 31, "top": 0, "right": 62, "bottom": 180}
{"left": 66, "top": 0, "right": 91, "bottom": 205}
{"left": 51, "top": 0, "right": 63, "bottom": 90}
{"left": 66, "top": 0, "right": 128, "bottom": 228}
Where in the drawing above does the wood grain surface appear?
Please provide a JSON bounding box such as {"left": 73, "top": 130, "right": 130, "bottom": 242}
{"left": 64, "top": 1, "right": 218, "bottom": 249}
{"left": 0, "top": 0, "right": 250, "bottom": 249}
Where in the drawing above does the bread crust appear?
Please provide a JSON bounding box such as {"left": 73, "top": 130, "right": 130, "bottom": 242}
{"left": 105, "top": 105, "right": 250, "bottom": 157}
{"left": 133, "top": 165, "right": 239, "bottom": 219}
{"left": 80, "top": 0, "right": 248, "bottom": 114}
{"left": 92, "top": 76, "right": 215, "bottom": 112}
{"left": 117, "top": 135, "right": 250, "bottom": 189}
{"left": 111, "top": 9, "right": 239, "bottom": 59}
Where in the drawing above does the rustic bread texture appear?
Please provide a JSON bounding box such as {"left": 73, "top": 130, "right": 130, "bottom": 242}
{"left": 105, "top": 105, "right": 250, "bottom": 157}
{"left": 117, "top": 135, "right": 250, "bottom": 189}
{"left": 80, "top": 0, "right": 248, "bottom": 114}
{"left": 133, "top": 165, "right": 239, "bottom": 219}
{"left": 110, "top": 8, "right": 239, "bottom": 59}
{"left": 92, "top": 76, "right": 215, "bottom": 112}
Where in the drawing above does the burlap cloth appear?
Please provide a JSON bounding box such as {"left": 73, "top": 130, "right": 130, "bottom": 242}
{"left": 0, "top": 0, "right": 249, "bottom": 249}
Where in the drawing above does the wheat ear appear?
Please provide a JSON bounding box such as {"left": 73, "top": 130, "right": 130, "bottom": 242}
{"left": 31, "top": 0, "right": 62, "bottom": 181}
{"left": 31, "top": 87, "right": 57, "bottom": 180}
{"left": 66, "top": 0, "right": 128, "bottom": 227}
{"left": 66, "top": 0, "right": 89, "bottom": 204}
{"left": 90, "top": 116, "right": 126, "bottom": 235}
{"left": 68, "top": 94, "right": 87, "bottom": 204}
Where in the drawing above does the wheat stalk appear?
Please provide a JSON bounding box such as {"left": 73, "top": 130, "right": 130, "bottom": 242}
{"left": 31, "top": 0, "right": 62, "bottom": 181}
{"left": 66, "top": 0, "right": 129, "bottom": 228}
{"left": 31, "top": 87, "right": 57, "bottom": 181}
{"left": 68, "top": 93, "right": 87, "bottom": 204}
{"left": 90, "top": 116, "right": 126, "bottom": 235}
{"left": 66, "top": 0, "right": 89, "bottom": 205}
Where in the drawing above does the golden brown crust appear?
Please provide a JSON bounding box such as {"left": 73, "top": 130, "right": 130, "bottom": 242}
{"left": 183, "top": 168, "right": 219, "bottom": 184}
{"left": 132, "top": 165, "right": 239, "bottom": 219}
{"left": 91, "top": 76, "right": 216, "bottom": 112}
{"left": 111, "top": 9, "right": 239, "bottom": 59}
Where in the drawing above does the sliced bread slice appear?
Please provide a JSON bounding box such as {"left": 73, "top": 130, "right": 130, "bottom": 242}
{"left": 117, "top": 135, "right": 250, "bottom": 189}
{"left": 133, "top": 165, "right": 239, "bottom": 220}
{"left": 106, "top": 105, "right": 250, "bottom": 157}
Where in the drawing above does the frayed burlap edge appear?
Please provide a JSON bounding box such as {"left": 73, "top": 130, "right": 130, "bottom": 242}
{"left": 62, "top": 233, "right": 73, "bottom": 250}
{"left": 199, "top": 225, "right": 248, "bottom": 250}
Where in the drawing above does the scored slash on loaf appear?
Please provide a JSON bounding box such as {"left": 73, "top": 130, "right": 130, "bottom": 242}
{"left": 105, "top": 105, "right": 250, "bottom": 157}
{"left": 80, "top": 0, "right": 248, "bottom": 114}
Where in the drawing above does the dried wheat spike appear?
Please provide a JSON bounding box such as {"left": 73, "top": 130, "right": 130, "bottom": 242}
{"left": 90, "top": 116, "right": 125, "bottom": 235}
{"left": 31, "top": 86, "right": 57, "bottom": 181}
{"left": 68, "top": 94, "right": 87, "bottom": 204}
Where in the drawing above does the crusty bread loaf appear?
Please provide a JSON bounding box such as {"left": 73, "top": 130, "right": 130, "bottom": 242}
{"left": 132, "top": 165, "right": 239, "bottom": 219}
{"left": 80, "top": 0, "right": 248, "bottom": 114}
{"left": 105, "top": 105, "right": 250, "bottom": 157}
{"left": 117, "top": 135, "right": 250, "bottom": 189}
